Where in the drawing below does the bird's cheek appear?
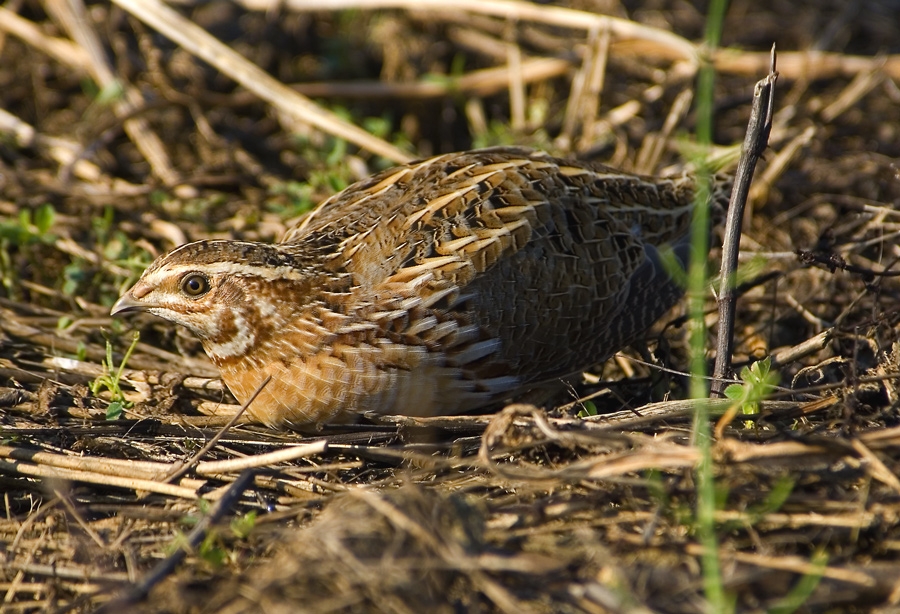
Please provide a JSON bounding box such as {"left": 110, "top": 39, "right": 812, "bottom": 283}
{"left": 185, "top": 305, "right": 222, "bottom": 340}
{"left": 148, "top": 308, "right": 201, "bottom": 337}
{"left": 149, "top": 297, "right": 218, "bottom": 338}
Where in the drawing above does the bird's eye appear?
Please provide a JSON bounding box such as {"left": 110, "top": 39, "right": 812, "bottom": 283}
{"left": 180, "top": 273, "right": 210, "bottom": 297}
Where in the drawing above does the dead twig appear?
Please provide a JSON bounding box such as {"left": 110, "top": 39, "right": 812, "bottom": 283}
{"left": 796, "top": 250, "right": 900, "bottom": 280}
{"left": 237, "top": 0, "right": 700, "bottom": 67}
{"left": 711, "top": 45, "right": 778, "bottom": 397}
{"left": 110, "top": 0, "right": 412, "bottom": 163}
{"left": 43, "top": 0, "right": 179, "bottom": 186}
{"left": 98, "top": 469, "right": 256, "bottom": 611}
{"left": 164, "top": 375, "right": 272, "bottom": 483}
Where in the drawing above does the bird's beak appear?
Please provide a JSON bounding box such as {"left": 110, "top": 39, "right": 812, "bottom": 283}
{"left": 110, "top": 282, "right": 153, "bottom": 316}
{"left": 110, "top": 291, "right": 143, "bottom": 316}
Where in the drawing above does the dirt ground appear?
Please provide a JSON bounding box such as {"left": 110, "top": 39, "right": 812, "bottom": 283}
{"left": 2, "top": 1, "right": 900, "bottom": 612}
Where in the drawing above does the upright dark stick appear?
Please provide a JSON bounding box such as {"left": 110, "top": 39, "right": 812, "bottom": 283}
{"left": 710, "top": 45, "right": 778, "bottom": 397}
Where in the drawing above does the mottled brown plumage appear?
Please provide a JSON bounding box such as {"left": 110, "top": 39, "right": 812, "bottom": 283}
{"left": 112, "top": 147, "right": 710, "bottom": 427}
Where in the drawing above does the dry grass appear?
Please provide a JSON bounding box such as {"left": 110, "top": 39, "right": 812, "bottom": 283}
{"left": 1, "top": 1, "right": 900, "bottom": 612}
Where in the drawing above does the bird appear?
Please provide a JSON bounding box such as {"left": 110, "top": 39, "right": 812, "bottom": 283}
{"left": 111, "top": 146, "right": 716, "bottom": 428}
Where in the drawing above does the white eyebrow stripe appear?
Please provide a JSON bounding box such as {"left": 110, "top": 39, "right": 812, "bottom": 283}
{"left": 143, "top": 261, "right": 310, "bottom": 286}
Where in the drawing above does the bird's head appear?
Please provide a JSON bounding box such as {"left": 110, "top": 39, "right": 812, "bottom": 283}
{"left": 111, "top": 240, "right": 321, "bottom": 363}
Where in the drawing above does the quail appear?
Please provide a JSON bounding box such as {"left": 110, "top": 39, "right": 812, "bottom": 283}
{"left": 112, "top": 147, "right": 713, "bottom": 427}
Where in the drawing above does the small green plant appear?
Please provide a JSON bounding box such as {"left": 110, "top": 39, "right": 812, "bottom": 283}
{"left": 90, "top": 331, "right": 140, "bottom": 420}
{"left": 767, "top": 549, "right": 827, "bottom": 614}
{"left": 576, "top": 400, "right": 599, "bottom": 418}
{"left": 169, "top": 529, "right": 229, "bottom": 569}
{"left": 93, "top": 80, "right": 125, "bottom": 106}
{"left": 471, "top": 119, "right": 553, "bottom": 151}
{"left": 724, "top": 357, "right": 779, "bottom": 423}
{"left": 0, "top": 204, "right": 58, "bottom": 296}
{"left": 645, "top": 469, "right": 694, "bottom": 525}
{"left": 273, "top": 129, "right": 356, "bottom": 219}
{"left": 689, "top": 0, "right": 729, "bottom": 609}
{"left": 659, "top": 247, "right": 766, "bottom": 298}
{"left": 230, "top": 510, "right": 258, "bottom": 539}
{"left": 197, "top": 531, "right": 229, "bottom": 568}
{"left": 81, "top": 79, "right": 125, "bottom": 123}
{"left": 0, "top": 204, "right": 57, "bottom": 245}
{"left": 59, "top": 206, "right": 153, "bottom": 305}
{"left": 267, "top": 180, "right": 318, "bottom": 219}
{"left": 172, "top": 504, "right": 257, "bottom": 570}
{"left": 750, "top": 474, "right": 795, "bottom": 517}
{"left": 718, "top": 475, "right": 795, "bottom": 536}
